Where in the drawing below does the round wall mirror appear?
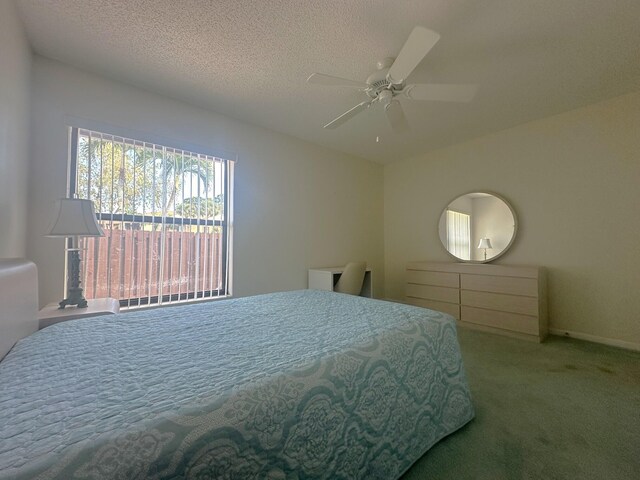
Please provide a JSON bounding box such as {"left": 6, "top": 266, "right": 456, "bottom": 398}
{"left": 438, "top": 192, "right": 517, "bottom": 263}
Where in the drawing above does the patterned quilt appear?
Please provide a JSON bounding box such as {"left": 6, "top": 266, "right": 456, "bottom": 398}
{"left": 0, "top": 290, "right": 474, "bottom": 479}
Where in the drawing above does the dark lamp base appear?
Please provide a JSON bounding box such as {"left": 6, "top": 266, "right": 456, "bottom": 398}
{"left": 60, "top": 248, "right": 89, "bottom": 309}
{"left": 58, "top": 287, "right": 88, "bottom": 309}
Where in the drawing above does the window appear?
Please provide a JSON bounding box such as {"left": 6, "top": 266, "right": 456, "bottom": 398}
{"left": 446, "top": 209, "right": 470, "bottom": 260}
{"left": 70, "top": 127, "right": 233, "bottom": 308}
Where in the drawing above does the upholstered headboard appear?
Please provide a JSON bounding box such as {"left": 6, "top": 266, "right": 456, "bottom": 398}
{"left": 0, "top": 259, "right": 39, "bottom": 360}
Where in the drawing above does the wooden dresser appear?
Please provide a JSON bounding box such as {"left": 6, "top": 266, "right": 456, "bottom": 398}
{"left": 406, "top": 262, "right": 548, "bottom": 342}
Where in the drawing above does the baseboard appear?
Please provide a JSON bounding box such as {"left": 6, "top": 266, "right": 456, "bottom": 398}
{"left": 549, "top": 328, "right": 640, "bottom": 352}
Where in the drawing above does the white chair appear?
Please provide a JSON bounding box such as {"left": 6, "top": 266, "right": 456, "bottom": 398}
{"left": 334, "top": 262, "right": 367, "bottom": 296}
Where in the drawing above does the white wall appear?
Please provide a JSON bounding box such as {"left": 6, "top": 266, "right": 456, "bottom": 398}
{"left": 28, "top": 57, "right": 384, "bottom": 306}
{"left": 0, "top": 1, "right": 31, "bottom": 257}
{"left": 385, "top": 91, "right": 640, "bottom": 347}
{"left": 471, "top": 196, "right": 514, "bottom": 261}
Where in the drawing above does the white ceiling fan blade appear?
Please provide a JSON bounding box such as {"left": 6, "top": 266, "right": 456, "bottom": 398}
{"left": 387, "top": 26, "right": 441, "bottom": 85}
{"left": 323, "top": 100, "right": 372, "bottom": 129}
{"left": 403, "top": 83, "right": 478, "bottom": 102}
{"left": 307, "top": 73, "right": 369, "bottom": 89}
{"left": 385, "top": 100, "right": 409, "bottom": 133}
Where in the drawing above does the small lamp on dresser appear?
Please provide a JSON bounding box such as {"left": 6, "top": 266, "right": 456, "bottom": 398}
{"left": 477, "top": 237, "right": 493, "bottom": 261}
{"left": 46, "top": 197, "right": 104, "bottom": 309}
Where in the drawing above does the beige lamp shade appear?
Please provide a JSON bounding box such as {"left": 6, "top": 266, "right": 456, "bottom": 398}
{"left": 46, "top": 198, "right": 105, "bottom": 237}
{"left": 477, "top": 238, "right": 493, "bottom": 249}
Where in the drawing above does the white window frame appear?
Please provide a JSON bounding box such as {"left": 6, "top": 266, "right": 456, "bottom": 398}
{"left": 68, "top": 127, "right": 234, "bottom": 308}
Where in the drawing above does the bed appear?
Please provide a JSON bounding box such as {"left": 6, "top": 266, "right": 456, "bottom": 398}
{"left": 0, "top": 259, "right": 474, "bottom": 479}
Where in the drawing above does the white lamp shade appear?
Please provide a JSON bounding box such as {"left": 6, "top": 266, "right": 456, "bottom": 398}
{"left": 477, "top": 237, "right": 493, "bottom": 249}
{"left": 46, "top": 198, "right": 105, "bottom": 237}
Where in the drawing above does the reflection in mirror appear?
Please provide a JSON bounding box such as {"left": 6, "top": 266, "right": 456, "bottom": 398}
{"left": 438, "top": 192, "right": 517, "bottom": 263}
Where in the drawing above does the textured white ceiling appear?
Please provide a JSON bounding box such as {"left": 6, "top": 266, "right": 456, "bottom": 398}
{"left": 16, "top": 0, "right": 640, "bottom": 163}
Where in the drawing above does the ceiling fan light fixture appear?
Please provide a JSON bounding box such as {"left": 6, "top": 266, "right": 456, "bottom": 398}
{"left": 378, "top": 89, "right": 393, "bottom": 107}
{"left": 307, "top": 25, "right": 476, "bottom": 132}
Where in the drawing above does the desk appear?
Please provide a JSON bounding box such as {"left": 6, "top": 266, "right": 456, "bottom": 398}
{"left": 308, "top": 267, "right": 372, "bottom": 298}
{"left": 39, "top": 298, "right": 120, "bottom": 329}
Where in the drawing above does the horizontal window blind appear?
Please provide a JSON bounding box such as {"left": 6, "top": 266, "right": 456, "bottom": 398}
{"left": 70, "top": 127, "right": 233, "bottom": 308}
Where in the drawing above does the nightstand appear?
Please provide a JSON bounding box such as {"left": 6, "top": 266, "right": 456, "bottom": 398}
{"left": 38, "top": 298, "right": 120, "bottom": 329}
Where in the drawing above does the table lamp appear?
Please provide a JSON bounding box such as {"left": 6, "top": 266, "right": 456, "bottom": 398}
{"left": 46, "top": 198, "right": 104, "bottom": 309}
{"left": 477, "top": 237, "right": 493, "bottom": 261}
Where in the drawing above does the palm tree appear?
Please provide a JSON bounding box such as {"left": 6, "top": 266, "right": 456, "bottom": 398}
{"left": 76, "top": 133, "right": 216, "bottom": 217}
{"left": 161, "top": 151, "right": 213, "bottom": 216}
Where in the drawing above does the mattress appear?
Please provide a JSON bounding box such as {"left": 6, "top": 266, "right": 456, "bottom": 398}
{"left": 0, "top": 290, "right": 474, "bottom": 479}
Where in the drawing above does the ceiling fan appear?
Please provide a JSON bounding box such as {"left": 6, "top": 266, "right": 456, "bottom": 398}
{"left": 307, "top": 26, "right": 477, "bottom": 133}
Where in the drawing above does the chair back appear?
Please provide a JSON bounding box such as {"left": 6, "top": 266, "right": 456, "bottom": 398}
{"left": 334, "top": 262, "right": 367, "bottom": 296}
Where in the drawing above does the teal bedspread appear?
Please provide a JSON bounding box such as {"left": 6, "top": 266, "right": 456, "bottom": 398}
{"left": 0, "top": 290, "right": 473, "bottom": 479}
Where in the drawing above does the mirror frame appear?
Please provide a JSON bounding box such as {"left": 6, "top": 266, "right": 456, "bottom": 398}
{"left": 439, "top": 191, "right": 518, "bottom": 264}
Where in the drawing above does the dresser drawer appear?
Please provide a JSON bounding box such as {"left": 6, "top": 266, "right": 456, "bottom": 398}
{"left": 406, "top": 283, "right": 459, "bottom": 304}
{"left": 406, "top": 262, "right": 546, "bottom": 342}
{"left": 406, "top": 270, "right": 459, "bottom": 288}
{"left": 461, "top": 306, "right": 539, "bottom": 335}
{"left": 460, "top": 274, "right": 538, "bottom": 297}
{"left": 406, "top": 297, "right": 460, "bottom": 320}
{"left": 461, "top": 290, "right": 539, "bottom": 316}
